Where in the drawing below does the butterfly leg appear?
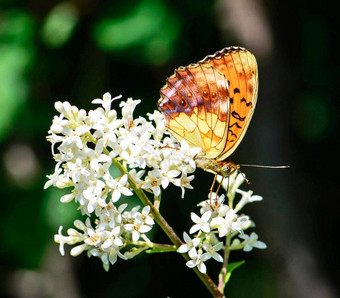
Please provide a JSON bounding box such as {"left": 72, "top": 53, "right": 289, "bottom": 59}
{"left": 209, "top": 173, "right": 218, "bottom": 206}
{"left": 215, "top": 176, "right": 223, "bottom": 198}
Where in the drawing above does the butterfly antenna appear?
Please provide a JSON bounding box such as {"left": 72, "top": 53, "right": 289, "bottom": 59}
{"left": 237, "top": 164, "right": 289, "bottom": 184}
{"left": 239, "top": 164, "right": 290, "bottom": 169}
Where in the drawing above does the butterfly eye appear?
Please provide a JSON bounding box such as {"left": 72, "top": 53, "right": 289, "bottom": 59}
{"left": 222, "top": 164, "right": 230, "bottom": 172}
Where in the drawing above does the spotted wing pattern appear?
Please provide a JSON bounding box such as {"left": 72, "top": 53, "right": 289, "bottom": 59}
{"left": 157, "top": 46, "right": 258, "bottom": 161}
{"left": 199, "top": 47, "right": 258, "bottom": 160}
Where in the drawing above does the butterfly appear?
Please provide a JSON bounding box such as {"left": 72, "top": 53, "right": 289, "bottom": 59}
{"left": 157, "top": 46, "right": 258, "bottom": 178}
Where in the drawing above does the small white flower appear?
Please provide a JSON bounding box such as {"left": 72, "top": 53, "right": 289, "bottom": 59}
{"left": 198, "top": 193, "right": 225, "bottom": 214}
{"left": 84, "top": 228, "right": 101, "bottom": 246}
{"left": 239, "top": 232, "right": 267, "bottom": 252}
{"left": 44, "top": 163, "right": 62, "bottom": 189}
{"left": 210, "top": 209, "right": 248, "bottom": 237}
{"left": 186, "top": 248, "right": 210, "bottom": 274}
{"left": 102, "top": 226, "right": 124, "bottom": 248}
{"left": 140, "top": 206, "right": 155, "bottom": 226}
{"left": 54, "top": 226, "right": 68, "bottom": 256}
{"left": 234, "top": 189, "right": 263, "bottom": 213}
{"left": 173, "top": 173, "right": 194, "bottom": 198}
{"left": 124, "top": 214, "right": 153, "bottom": 242}
{"left": 119, "top": 97, "right": 141, "bottom": 127}
{"left": 159, "top": 160, "right": 181, "bottom": 189}
{"left": 106, "top": 174, "right": 133, "bottom": 203}
{"left": 82, "top": 180, "right": 107, "bottom": 213}
{"left": 141, "top": 170, "right": 162, "bottom": 196}
{"left": 92, "top": 93, "right": 122, "bottom": 113}
{"left": 189, "top": 211, "right": 212, "bottom": 234}
{"left": 202, "top": 241, "right": 224, "bottom": 262}
{"left": 54, "top": 226, "right": 85, "bottom": 256}
{"left": 218, "top": 172, "right": 245, "bottom": 199}
{"left": 177, "top": 232, "right": 201, "bottom": 253}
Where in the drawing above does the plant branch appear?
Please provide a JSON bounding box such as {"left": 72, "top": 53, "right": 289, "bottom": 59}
{"left": 218, "top": 236, "right": 231, "bottom": 293}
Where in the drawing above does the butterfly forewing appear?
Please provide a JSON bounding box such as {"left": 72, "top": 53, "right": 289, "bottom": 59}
{"left": 158, "top": 46, "right": 258, "bottom": 164}
{"left": 199, "top": 47, "right": 258, "bottom": 160}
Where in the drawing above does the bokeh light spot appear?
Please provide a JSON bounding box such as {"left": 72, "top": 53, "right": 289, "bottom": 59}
{"left": 41, "top": 2, "right": 79, "bottom": 48}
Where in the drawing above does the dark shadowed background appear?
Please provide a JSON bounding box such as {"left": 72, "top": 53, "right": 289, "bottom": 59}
{"left": 0, "top": 0, "right": 338, "bottom": 297}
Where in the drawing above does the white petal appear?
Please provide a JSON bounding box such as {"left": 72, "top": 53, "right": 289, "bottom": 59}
{"left": 145, "top": 217, "right": 155, "bottom": 226}
{"left": 213, "top": 242, "right": 224, "bottom": 252}
{"left": 70, "top": 244, "right": 87, "bottom": 256}
{"left": 60, "top": 193, "right": 74, "bottom": 203}
{"left": 92, "top": 98, "right": 103, "bottom": 104}
{"left": 183, "top": 232, "right": 191, "bottom": 243}
{"left": 132, "top": 230, "right": 140, "bottom": 242}
{"left": 121, "top": 187, "right": 133, "bottom": 196}
{"left": 243, "top": 243, "right": 253, "bottom": 252}
{"left": 112, "top": 190, "right": 121, "bottom": 202}
{"left": 189, "top": 224, "right": 200, "bottom": 234}
{"left": 192, "top": 238, "right": 201, "bottom": 247}
{"left": 186, "top": 260, "right": 196, "bottom": 268}
{"left": 139, "top": 225, "right": 152, "bottom": 233}
{"left": 254, "top": 241, "right": 267, "bottom": 249}
{"left": 250, "top": 195, "right": 263, "bottom": 202}
{"left": 212, "top": 253, "right": 224, "bottom": 262}
{"left": 114, "top": 237, "right": 124, "bottom": 247}
{"left": 152, "top": 186, "right": 161, "bottom": 196}
{"left": 177, "top": 244, "right": 189, "bottom": 253}
{"left": 142, "top": 205, "right": 151, "bottom": 215}
{"left": 201, "top": 211, "right": 212, "bottom": 222}
{"left": 109, "top": 253, "right": 118, "bottom": 265}
{"left": 201, "top": 223, "right": 210, "bottom": 233}
{"left": 119, "top": 174, "right": 128, "bottom": 185}
{"left": 190, "top": 212, "right": 200, "bottom": 224}
{"left": 188, "top": 248, "right": 197, "bottom": 259}
{"left": 197, "top": 262, "right": 207, "bottom": 274}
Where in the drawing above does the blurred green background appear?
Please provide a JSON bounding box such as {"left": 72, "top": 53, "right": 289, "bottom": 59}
{"left": 0, "top": 0, "right": 338, "bottom": 297}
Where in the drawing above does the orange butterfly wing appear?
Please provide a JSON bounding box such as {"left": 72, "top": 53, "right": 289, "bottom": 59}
{"left": 158, "top": 46, "right": 258, "bottom": 162}
{"left": 199, "top": 47, "right": 258, "bottom": 160}
{"left": 158, "top": 64, "right": 230, "bottom": 159}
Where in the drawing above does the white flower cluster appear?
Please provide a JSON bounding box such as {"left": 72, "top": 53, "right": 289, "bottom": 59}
{"left": 54, "top": 204, "right": 154, "bottom": 271}
{"left": 177, "top": 172, "right": 267, "bottom": 274}
{"left": 45, "top": 93, "right": 199, "bottom": 270}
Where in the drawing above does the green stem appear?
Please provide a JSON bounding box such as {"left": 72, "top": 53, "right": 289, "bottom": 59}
{"left": 218, "top": 236, "right": 231, "bottom": 293}
{"left": 131, "top": 241, "right": 177, "bottom": 251}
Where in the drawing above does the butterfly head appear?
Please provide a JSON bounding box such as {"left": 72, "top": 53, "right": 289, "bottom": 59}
{"left": 219, "top": 160, "right": 240, "bottom": 177}
{"left": 194, "top": 153, "right": 240, "bottom": 177}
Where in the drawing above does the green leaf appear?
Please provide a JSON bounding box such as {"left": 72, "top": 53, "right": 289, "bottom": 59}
{"left": 220, "top": 260, "right": 245, "bottom": 289}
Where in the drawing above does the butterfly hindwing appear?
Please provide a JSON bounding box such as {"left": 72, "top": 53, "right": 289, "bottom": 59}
{"left": 158, "top": 64, "right": 230, "bottom": 159}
